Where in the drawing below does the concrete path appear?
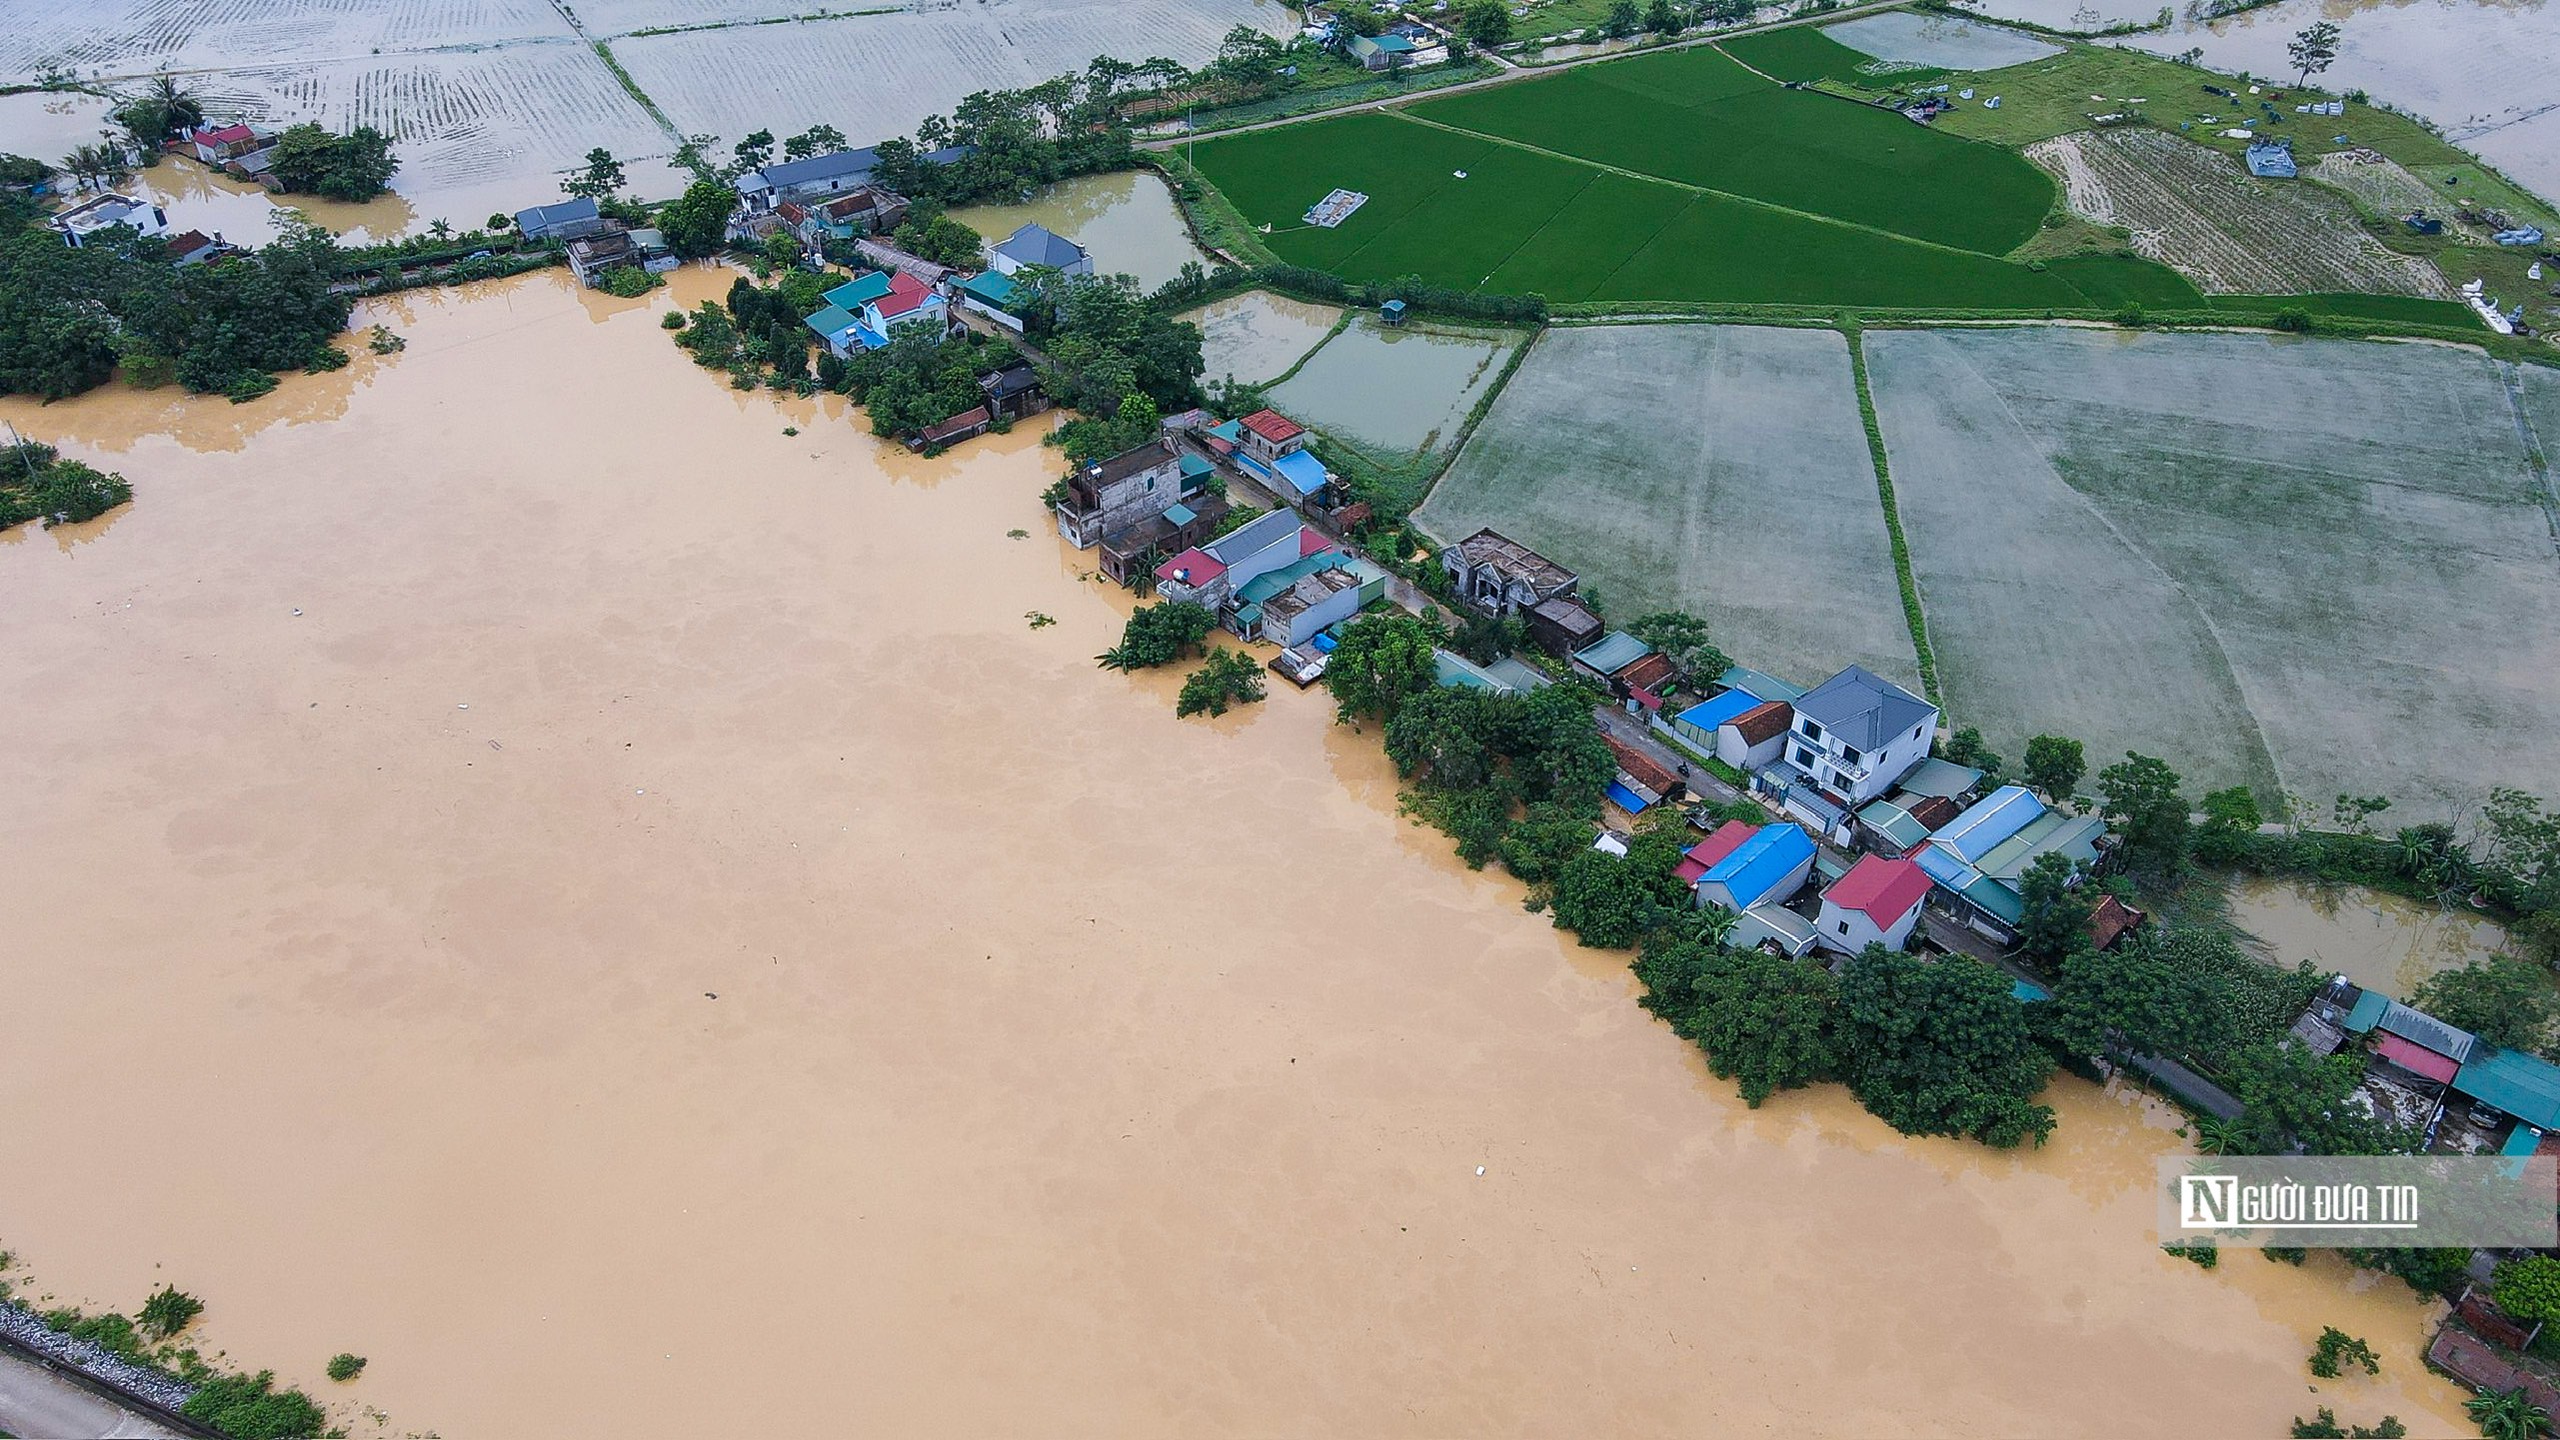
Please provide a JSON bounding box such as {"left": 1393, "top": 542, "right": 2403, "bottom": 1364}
{"left": 0, "top": 1350, "right": 186, "bottom": 1440}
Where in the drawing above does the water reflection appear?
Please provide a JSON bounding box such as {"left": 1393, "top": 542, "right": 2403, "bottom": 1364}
{"left": 949, "top": 172, "right": 1212, "bottom": 294}
{"left": 1185, "top": 290, "right": 1345, "bottom": 386}
{"left": 2227, "top": 874, "right": 2523, "bottom": 996}
{"left": 1267, "top": 315, "right": 1519, "bottom": 454}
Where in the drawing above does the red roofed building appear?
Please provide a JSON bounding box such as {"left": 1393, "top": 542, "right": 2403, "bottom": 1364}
{"left": 1814, "top": 854, "right": 1932, "bottom": 955}
{"left": 1154, "top": 547, "right": 1227, "bottom": 589}
{"left": 1603, "top": 734, "right": 1684, "bottom": 806}
{"left": 189, "top": 123, "right": 264, "bottom": 164}
{"left": 2086, "top": 893, "right": 2146, "bottom": 952}
{"left": 1236, "top": 409, "right": 1307, "bottom": 466}
{"left": 1673, "top": 819, "right": 1757, "bottom": 886}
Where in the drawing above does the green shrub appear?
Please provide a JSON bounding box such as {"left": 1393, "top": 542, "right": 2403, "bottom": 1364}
{"left": 138, "top": 1285, "right": 203, "bottom": 1338}
{"left": 325, "top": 1352, "right": 366, "bottom": 1382}
{"left": 660, "top": 310, "right": 687, "bottom": 330}
{"left": 224, "top": 371, "right": 280, "bottom": 403}
{"left": 181, "top": 1371, "right": 329, "bottom": 1439}
{"left": 595, "top": 265, "right": 660, "bottom": 298}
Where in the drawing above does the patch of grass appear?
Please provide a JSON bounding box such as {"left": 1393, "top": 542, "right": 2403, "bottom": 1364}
{"left": 1411, "top": 43, "right": 2054, "bottom": 253}
{"left": 1177, "top": 58, "right": 1504, "bottom": 136}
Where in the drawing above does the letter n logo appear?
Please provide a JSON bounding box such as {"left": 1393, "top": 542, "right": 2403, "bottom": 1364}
{"left": 2182, "top": 1175, "right": 2235, "bottom": 1228}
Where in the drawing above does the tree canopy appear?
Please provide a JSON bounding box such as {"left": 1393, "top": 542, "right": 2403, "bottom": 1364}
{"left": 2410, "top": 957, "right": 2556, "bottom": 1055}
{"left": 1838, "top": 946, "right": 2056, "bottom": 1147}
{"left": 1637, "top": 936, "right": 1841, "bottom": 1105}
{"left": 265, "top": 123, "right": 399, "bottom": 201}
{"left": 1325, "top": 613, "right": 1442, "bottom": 724}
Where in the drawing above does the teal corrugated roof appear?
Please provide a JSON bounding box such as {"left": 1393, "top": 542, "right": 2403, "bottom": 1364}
{"left": 1434, "top": 649, "right": 1513, "bottom": 694}
{"left": 1178, "top": 452, "right": 1213, "bottom": 478}
{"left": 2012, "top": 978, "right": 2052, "bottom": 1003}
{"left": 1574, "top": 631, "right": 1653, "bottom": 675}
{"left": 1236, "top": 550, "right": 1351, "bottom": 605}
{"left": 1162, "top": 502, "right": 1196, "bottom": 527}
{"left": 2342, "top": 989, "right": 2390, "bottom": 1033}
{"left": 1718, "top": 665, "right": 1805, "bottom": 703}
{"left": 2502, "top": 1123, "right": 2545, "bottom": 1157}
{"left": 824, "top": 271, "right": 894, "bottom": 309}
{"left": 802, "top": 304, "right": 860, "bottom": 338}
{"left": 1858, "top": 798, "right": 1930, "bottom": 850}
{"left": 2456, "top": 1047, "right": 2560, "bottom": 1132}
{"left": 959, "top": 270, "right": 1018, "bottom": 307}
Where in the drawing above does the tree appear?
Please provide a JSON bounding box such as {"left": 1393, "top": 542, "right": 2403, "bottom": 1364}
{"left": 655, "top": 177, "right": 734, "bottom": 258}
{"left": 264, "top": 123, "right": 398, "bottom": 200}
{"left": 1603, "top": 0, "right": 1644, "bottom": 36}
{"left": 783, "top": 124, "right": 848, "bottom": 161}
{"left": 1500, "top": 802, "right": 1599, "bottom": 887}
{"left": 2413, "top": 958, "right": 2556, "bottom": 1054}
{"left": 325, "top": 1353, "right": 367, "bottom": 1382}
{"left": 116, "top": 72, "right": 203, "bottom": 147}
{"left": 63, "top": 143, "right": 130, "bottom": 192}
{"left": 2492, "top": 1255, "right": 2560, "bottom": 1326}
{"left": 181, "top": 1371, "right": 328, "bottom": 1440}
{"left": 892, "top": 201, "right": 987, "bottom": 270}
{"left": 1645, "top": 0, "right": 1685, "bottom": 33}
{"left": 1838, "top": 946, "right": 2056, "bottom": 1147}
{"left": 562, "top": 147, "right": 626, "bottom": 202}
{"left": 2291, "top": 1408, "right": 2407, "bottom": 1438}
{"left": 2022, "top": 735, "right": 2084, "bottom": 803}
{"left": 2288, "top": 20, "right": 2342, "bottom": 87}
{"left": 1176, "top": 649, "right": 1266, "bottom": 717}
{"left": 1098, "top": 601, "right": 1217, "bottom": 670}
{"left": 1500, "top": 680, "right": 1615, "bottom": 813}
{"left": 2047, "top": 932, "right": 2235, "bottom": 1064}
{"left": 1639, "top": 940, "right": 1841, "bottom": 1105}
{"left": 1384, "top": 684, "right": 1504, "bottom": 790}
{"left": 2097, "top": 751, "right": 2188, "bottom": 872}
{"left": 1942, "top": 725, "right": 2004, "bottom": 783}
{"left": 2195, "top": 784, "right": 2264, "bottom": 864}
{"left": 2224, "top": 1039, "right": 2416, "bottom": 1156}
{"left": 1625, "top": 611, "right": 1730, "bottom": 686}
{"left": 1325, "top": 613, "right": 1442, "bottom": 724}
{"left": 2471, "top": 1388, "right": 2554, "bottom": 1440}
{"left": 136, "top": 1285, "right": 201, "bottom": 1339}
{"left": 1460, "top": 0, "right": 1514, "bottom": 46}
{"left": 2307, "top": 1327, "right": 2379, "bottom": 1379}
{"left": 1550, "top": 849, "right": 1665, "bottom": 949}
{"left": 2015, "top": 852, "right": 2092, "bottom": 966}
{"left": 732, "top": 129, "right": 775, "bottom": 174}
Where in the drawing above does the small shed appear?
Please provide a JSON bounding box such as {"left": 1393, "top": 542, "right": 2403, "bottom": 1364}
{"left": 1381, "top": 298, "right": 1408, "bottom": 327}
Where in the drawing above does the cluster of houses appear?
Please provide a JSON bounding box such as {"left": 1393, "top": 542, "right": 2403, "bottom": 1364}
{"left": 2291, "top": 979, "right": 2560, "bottom": 1162}
{"left": 1302, "top": 7, "right": 1455, "bottom": 70}
{"left": 1441, "top": 525, "right": 2131, "bottom": 968}
{"left": 513, "top": 197, "right": 681, "bottom": 287}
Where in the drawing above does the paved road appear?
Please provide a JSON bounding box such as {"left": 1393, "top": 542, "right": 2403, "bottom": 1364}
{"left": 0, "top": 1350, "right": 186, "bottom": 1440}
{"left": 1139, "top": 0, "right": 1906, "bottom": 151}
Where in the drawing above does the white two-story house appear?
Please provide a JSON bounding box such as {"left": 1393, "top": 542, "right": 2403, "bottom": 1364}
{"left": 1781, "top": 665, "right": 1937, "bottom": 807}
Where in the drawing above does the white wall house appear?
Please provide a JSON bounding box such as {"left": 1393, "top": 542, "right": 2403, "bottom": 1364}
{"left": 1781, "top": 665, "right": 1937, "bottom": 806}
{"left": 1719, "top": 699, "right": 1793, "bottom": 772}
{"left": 1814, "top": 854, "right": 1932, "bottom": 956}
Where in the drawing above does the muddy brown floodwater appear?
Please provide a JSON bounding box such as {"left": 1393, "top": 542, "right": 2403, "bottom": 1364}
{"left": 0, "top": 270, "right": 2471, "bottom": 1438}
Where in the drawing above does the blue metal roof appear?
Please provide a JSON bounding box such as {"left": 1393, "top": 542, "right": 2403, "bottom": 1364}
{"left": 1673, "top": 690, "right": 1761, "bottom": 734}
{"left": 1606, "top": 780, "right": 1651, "bottom": 814}
{"left": 1915, "top": 841, "right": 1981, "bottom": 893}
{"left": 1931, "top": 785, "right": 2044, "bottom": 862}
{"left": 1272, "top": 447, "right": 1328, "bottom": 498}
{"left": 1700, "top": 824, "right": 1814, "bottom": 910}
{"left": 2456, "top": 1048, "right": 2560, "bottom": 1133}
{"left": 995, "top": 222, "right": 1087, "bottom": 269}
{"left": 2012, "top": 978, "right": 2052, "bottom": 1003}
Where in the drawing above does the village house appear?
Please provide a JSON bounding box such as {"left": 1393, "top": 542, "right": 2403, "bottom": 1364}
{"left": 1719, "top": 700, "right": 1795, "bottom": 773}
{"left": 977, "top": 363, "right": 1048, "bottom": 422}
{"left": 1054, "top": 438, "right": 1187, "bottom": 550}
{"left": 1347, "top": 26, "right": 1449, "bottom": 70}
{"left": 1911, "top": 785, "right": 2110, "bottom": 942}
{"left": 2087, "top": 893, "right": 2145, "bottom": 951}
{"left": 1156, "top": 511, "right": 1324, "bottom": 615}
{"left": 1526, "top": 594, "right": 1603, "bottom": 657}
{"left": 1603, "top": 734, "right": 1685, "bottom": 815}
{"left": 1814, "top": 854, "right": 1932, "bottom": 955}
{"left": 514, "top": 198, "right": 606, "bottom": 243}
{"left": 185, "top": 122, "right": 270, "bottom": 166}
{"left": 1235, "top": 550, "right": 1383, "bottom": 646}
{"left": 160, "top": 229, "right": 231, "bottom": 266}
{"left": 1852, "top": 791, "right": 1963, "bottom": 858}
{"left": 1780, "top": 666, "right": 1938, "bottom": 807}
{"left": 800, "top": 270, "right": 945, "bottom": 356}
{"left": 1570, "top": 632, "right": 1673, "bottom": 706}
{"left": 1442, "top": 528, "right": 1577, "bottom": 617}
{"left": 956, "top": 270, "right": 1030, "bottom": 332}
{"left": 1202, "top": 409, "right": 1331, "bottom": 506}
{"left": 1693, "top": 822, "right": 1816, "bottom": 915}
{"left": 988, "top": 222, "right": 1093, "bottom": 278}
{"left": 50, "top": 192, "right": 168, "bottom": 248}
{"left": 565, "top": 225, "right": 676, "bottom": 287}
{"left": 789, "top": 188, "right": 906, "bottom": 247}
{"left": 910, "top": 406, "right": 991, "bottom": 452}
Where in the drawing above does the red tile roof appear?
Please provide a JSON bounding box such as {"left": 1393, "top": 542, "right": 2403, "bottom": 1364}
{"left": 871, "top": 270, "right": 933, "bottom": 319}
{"left": 1240, "top": 409, "right": 1303, "bottom": 444}
{"left": 2087, "top": 893, "right": 2146, "bottom": 951}
{"left": 1603, "top": 734, "right": 1680, "bottom": 797}
{"left": 1155, "top": 547, "right": 1225, "bottom": 586}
{"left": 1906, "top": 794, "right": 1962, "bottom": 832}
{"left": 1297, "top": 527, "right": 1334, "bottom": 558}
{"left": 164, "top": 229, "right": 212, "bottom": 256}
{"left": 1824, "top": 854, "right": 1931, "bottom": 923}
{"left": 1674, "top": 820, "right": 1757, "bottom": 884}
{"left": 1616, "top": 652, "right": 1677, "bottom": 695}
{"left": 196, "top": 123, "right": 255, "bottom": 146}
{"left": 1731, "top": 699, "right": 1792, "bottom": 745}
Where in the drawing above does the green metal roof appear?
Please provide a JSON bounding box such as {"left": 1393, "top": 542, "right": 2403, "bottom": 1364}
{"left": 1857, "top": 798, "right": 1930, "bottom": 850}
{"left": 823, "top": 271, "right": 894, "bottom": 309}
{"left": 1433, "top": 650, "right": 1513, "bottom": 694}
{"left": 1178, "top": 452, "right": 1213, "bottom": 477}
{"left": 802, "top": 304, "right": 860, "bottom": 337}
{"left": 958, "top": 270, "right": 1019, "bottom": 307}
{"left": 1162, "top": 502, "right": 1197, "bottom": 527}
{"left": 2343, "top": 989, "right": 2390, "bottom": 1033}
{"left": 2456, "top": 1047, "right": 2560, "bottom": 1132}
{"left": 1236, "top": 550, "right": 1351, "bottom": 605}
{"left": 1573, "top": 631, "right": 1653, "bottom": 675}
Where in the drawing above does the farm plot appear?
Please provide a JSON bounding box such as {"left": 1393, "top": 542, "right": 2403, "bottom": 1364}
{"left": 1185, "top": 291, "right": 1345, "bottom": 387}
{"left": 2025, "top": 128, "right": 2450, "bottom": 298}
{"left": 1418, "top": 325, "right": 1919, "bottom": 690}
{"left": 181, "top": 45, "right": 683, "bottom": 225}
{"left": 0, "top": 0, "right": 571, "bottom": 82}
{"left": 1185, "top": 113, "right": 2126, "bottom": 308}
{"left": 1411, "top": 43, "right": 2054, "bottom": 255}
{"left": 1817, "top": 13, "right": 2061, "bottom": 73}
{"left": 1266, "top": 317, "right": 1518, "bottom": 457}
{"left": 1872, "top": 327, "right": 2560, "bottom": 812}
{"left": 612, "top": 0, "right": 1283, "bottom": 155}
{"left": 2308, "top": 150, "right": 2478, "bottom": 233}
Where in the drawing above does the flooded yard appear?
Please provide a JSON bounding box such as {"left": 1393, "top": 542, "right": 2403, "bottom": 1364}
{"left": 949, "top": 170, "right": 1211, "bottom": 294}
{"left": 0, "top": 271, "right": 2470, "bottom": 1438}
{"left": 1184, "top": 289, "right": 1346, "bottom": 387}
{"left": 1266, "top": 315, "right": 1520, "bottom": 455}
{"left": 2227, "top": 875, "right": 2523, "bottom": 997}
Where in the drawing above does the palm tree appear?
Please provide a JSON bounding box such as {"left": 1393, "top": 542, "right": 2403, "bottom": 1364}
{"left": 2190, "top": 1115, "right": 2243, "bottom": 1155}
{"left": 63, "top": 143, "right": 127, "bottom": 191}
{"left": 149, "top": 73, "right": 204, "bottom": 133}
{"left": 427, "top": 218, "right": 453, "bottom": 241}
{"left": 2467, "top": 1386, "right": 2550, "bottom": 1440}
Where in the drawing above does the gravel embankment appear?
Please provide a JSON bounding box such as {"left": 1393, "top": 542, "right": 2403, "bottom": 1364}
{"left": 0, "top": 1300, "right": 198, "bottom": 1412}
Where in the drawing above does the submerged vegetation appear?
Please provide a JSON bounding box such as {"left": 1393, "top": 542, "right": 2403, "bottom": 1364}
{"left": 0, "top": 440, "right": 131, "bottom": 531}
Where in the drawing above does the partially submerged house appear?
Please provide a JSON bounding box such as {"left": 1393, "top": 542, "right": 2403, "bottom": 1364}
{"left": 50, "top": 192, "right": 168, "bottom": 247}
{"left": 514, "top": 197, "right": 606, "bottom": 243}
{"left": 1814, "top": 854, "right": 1932, "bottom": 955}
{"left": 800, "top": 270, "right": 945, "bottom": 356}
{"left": 185, "top": 122, "right": 269, "bottom": 166}
{"left": 1156, "top": 510, "right": 1321, "bottom": 613}
{"left": 565, "top": 224, "right": 676, "bottom": 287}
{"left": 1234, "top": 549, "right": 1383, "bottom": 646}
{"left": 910, "top": 406, "right": 990, "bottom": 452}
{"left": 989, "top": 222, "right": 1092, "bottom": 278}
{"left": 1204, "top": 410, "right": 1331, "bottom": 505}
{"left": 1054, "top": 437, "right": 1186, "bottom": 548}
{"left": 978, "top": 363, "right": 1048, "bottom": 422}
{"left": 1443, "top": 528, "right": 1577, "bottom": 617}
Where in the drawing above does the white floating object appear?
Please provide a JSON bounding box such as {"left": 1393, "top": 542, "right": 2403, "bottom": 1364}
{"left": 457, "top": 703, "right": 469, "bottom": 709}
{"left": 1453, "top": 169, "right": 1468, "bottom": 178}
{"left": 290, "top": 608, "right": 302, "bottom": 616}
{"left": 1475, "top": 1166, "right": 1486, "bottom": 1176}
{"left": 2247, "top": 84, "right": 2260, "bottom": 94}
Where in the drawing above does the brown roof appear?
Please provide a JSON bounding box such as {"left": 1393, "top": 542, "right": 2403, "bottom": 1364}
{"left": 1453, "top": 527, "right": 1575, "bottom": 595}
{"left": 1602, "top": 734, "right": 1681, "bottom": 797}
{"left": 2087, "top": 893, "right": 2146, "bottom": 951}
{"left": 1615, "top": 652, "right": 1677, "bottom": 694}
{"left": 919, "top": 406, "right": 989, "bottom": 444}
{"left": 1531, "top": 594, "right": 1602, "bottom": 636}
{"left": 1081, "top": 437, "right": 1175, "bottom": 488}
{"left": 1905, "top": 794, "right": 1962, "bottom": 832}
{"left": 1730, "top": 699, "right": 1792, "bottom": 745}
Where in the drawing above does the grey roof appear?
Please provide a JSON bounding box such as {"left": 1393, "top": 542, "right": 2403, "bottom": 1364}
{"left": 515, "top": 197, "right": 599, "bottom": 235}
{"left": 759, "top": 148, "right": 879, "bottom": 192}
{"left": 1793, "top": 665, "right": 1935, "bottom": 750}
{"left": 995, "top": 222, "right": 1087, "bottom": 269}
{"left": 1204, "top": 508, "right": 1302, "bottom": 565}
{"left": 1894, "top": 757, "right": 1983, "bottom": 800}
{"left": 2376, "top": 1000, "right": 2476, "bottom": 1064}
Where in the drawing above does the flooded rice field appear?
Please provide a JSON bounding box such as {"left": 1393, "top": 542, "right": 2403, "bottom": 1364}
{"left": 2228, "top": 876, "right": 2523, "bottom": 997}
{"left": 1184, "top": 289, "right": 1346, "bottom": 387}
{"left": 1820, "top": 12, "right": 2063, "bottom": 70}
{"left": 1265, "top": 315, "right": 1519, "bottom": 455}
{"left": 0, "top": 271, "right": 2471, "bottom": 1437}
{"left": 949, "top": 171, "right": 1211, "bottom": 294}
